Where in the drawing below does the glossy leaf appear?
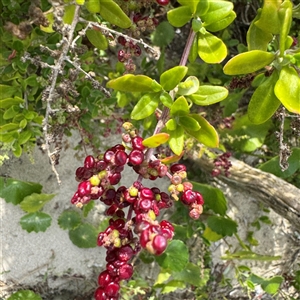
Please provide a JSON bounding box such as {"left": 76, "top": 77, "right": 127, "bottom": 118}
{"left": 177, "top": 76, "right": 199, "bottom": 95}
{"left": 178, "top": 0, "right": 199, "bottom": 14}
{"left": 274, "top": 66, "right": 300, "bottom": 114}
{"left": 202, "top": 226, "right": 223, "bottom": 241}
{"left": 0, "top": 85, "right": 17, "bottom": 99}
{"left": 20, "top": 212, "right": 52, "bottom": 233}
{"left": 207, "top": 215, "right": 237, "bottom": 237}
{"left": 198, "top": 31, "right": 227, "bottom": 63}
{"left": 172, "top": 262, "right": 205, "bottom": 287}
{"left": 3, "top": 105, "right": 19, "bottom": 119}
{"left": 58, "top": 210, "right": 82, "bottom": 230}
{"left": 192, "top": 181, "right": 227, "bottom": 216}
{"left": 170, "top": 96, "right": 190, "bottom": 116}
{"left": 247, "top": 9, "right": 273, "bottom": 51}
{"left": 190, "top": 85, "right": 228, "bottom": 105}
{"left": 201, "top": 0, "right": 234, "bottom": 26}
{"left": 178, "top": 115, "right": 201, "bottom": 131}
{"left": 20, "top": 193, "right": 56, "bottom": 213}
{"left": 160, "top": 152, "right": 184, "bottom": 164}
{"left": 18, "top": 130, "right": 32, "bottom": 145}
{"left": 205, "top": 10, "right": 236, "bottom": 32}
{"left": 69, "top": 223, "right": 98, "bottom": 248}
{"left": 160, "top": 66, "right": 188, "bottom": 91}
{"left": 195, "top": 0, "right": 209, "bottom": 16}
{"left": 86, "top": 29, "right": 108, "bottom": 50}
{"left": 188, "top": 34, "right": 198, "bottom": 63}
{"left": 63, "top": 4, "right": 76, "bottom": 24}
{"left": 255, "top": 0, "right": 282, "bottom": 34}
{"left": 248, "top": 71, "right": 281, "bottom": 124}
{"left": 131, "top": 93, "right": 160, "bottom": 120}
{"left": 160, "top": 91, "right": 173, "bottom": 108}
{"left": 155, "top": 240, "right": 188, "bottom": 272}
{"left": 167, "top": 6, "right": 193, "bottom": 28}
{"left": 85, "top": 0, "right": 101, "bottom": 13}
{"left": 165, "top": 118, "right": 177, "bottom": 131}
{"left": 0, "top": 177, "right": 42, "bottom": 205}
{"left": 151, "top": 21, "right": 175, "bottom": 48}
{"left": 168, "top": 126, "right": 184, "bottom": 155}
{"left": 185, "top": 114, "right": 219, "bottom": 148}
{"left": 99, "top": 0, "right": 131, "bottom": 28}
{"left": 13, "top": 142, "right": 22, "bottom": 157}
{"left": 223, "top": 50, "right": 275, "bottom": 75}
{"left": 107, "top": 74, "right": 154, "bottom": 92}
{"left": 142, "top": 133, "right": 170, "bottom": 148}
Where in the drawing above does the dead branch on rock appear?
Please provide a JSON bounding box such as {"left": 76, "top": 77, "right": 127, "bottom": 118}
{"left": 193, "top": 155, "right": 300, "bottom": 229}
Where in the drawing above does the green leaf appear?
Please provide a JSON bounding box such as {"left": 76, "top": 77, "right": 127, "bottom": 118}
{"left": 205, "top": 10, "right": 236, "bottom": 32}
{"left": 254, "top": 0, "right": 282, "bottom": 34}
{"left": 0, "top": 97, "right": 24, "bottom": 108}
{"left": 85, "top": 0, "right": 101, "bottom": 13}
{"left": 0, "top": 85, "right": 17, "bottom": 99}
{"left": 178, "top": 115, "right": 201, "bottom": 131}
{"left": 274, "top": 66, "right": 300, "bottom": 114}
{"left": 170, "top": 96, "right": 189, "bottom": 116}
{"left": 201, "top": 0, "right": 234, "bottom": 26}
{"left": 0, "top": 123, "right": 20, "bottom": 133}
{"left": 86, "top": 29, "right": 108, "bottom": 50}
{"left": 142, "top": 133, "right": 170, "bottom": 148}
{"left": 177, "top": 76, "right": 199, "bottom": 96}
{"left": 160, "top": 66, "right": 188, "bottom": 91}
{"left": 58, "top": 210, "right": 82, "bottom": 230}
{"left": 192, "top": 181, "right": 227, "bottom": 215}
{"left": 207, "top": 216, "right": 237, "bottom": 237}
{"left": 155, "top": 240, "right": 188, "bottom": 272}
{"left": 131, "top": 93, "right": 160, "bottom": 120}
{"left": 151, "top": 21, "right": 175, "bottom": 48}
{"left": 69, "top": 223, "right": 98, "bottom": 248}
{"left": 3, "top": 105, "right": 19, "bottom": 119}
{"left": 247, "top": 8, "right": 273, "bottom": 51}
{"left": 202, "top": 226, "right": 223, "bottom": 241}
{"left": 188, "top": 35, "right": 198, "bottom": 63}
{"left": 99, "top": 0, "right": 131, "bottom": 28}
{"left": 185, "top": 114, "right": 219, "bottom": 148}
{"left": 13, "top": 142, "right": 22, "bottom": 157}
{"left": 196, "top": 0, "right": 209, "bottom": 16}
{"left": 167, "top": 6, "right": 193, "bottom": 28}
{"left": 160, "top": 91, "right": 173, "bottom": 108}
{"left": 198, "top": 31, "right": 227, "bottom": 63}
{"left": 222, "top": 251, "right": 281, "bottom": 261}
{"left": 258, "top": 148, "right": 300, "bottom": 179}
{"left": 63, "top": 4, "right": 76, "bottom": 24}
{"left": 173, "top": 262, "right": 207, "bottom": 286}
{"left": 83, "top": 200, "right": 95, "bottom": 217}
{"left": 18, "top": 131, "right": 32, "bottom": 145}
{"left": 165, "top": 119, "right": 177, "bottom": 131}
{"left": 19, "top": 118, "right": 27, "bottom": 129}
{"left": 0, "top": 177, "right": 42, "bottom": 205}
{"left": 190, "top": 85, "right": 228, "bottom": 105}
{"left": 168, "top": 126, "right": 184, "bottom": 155}
{"left": 20, "top": 212, "right": 52, "bottom": 233}
{"left": 154, "top": 269, "right": 171, "bottom": 285}
{"left": 177, "top": 0, "right": 199, "bottom": 14}
{"left": 248, "top": 71, "right": 281, "bottom": 124}
{"left": 107, "top": 74, "right": 154, "bottom": 92}
{"left": 7, "top": 290, "right": 42, "bottom": 300}
{"left": 20, "top": 193, "right": 55, "bottom": 213}
{"left": 160, "top": 280, "right": 186, "bottom": 294}
{"left": 223, "top": 50, "right": 275, "bottom": 75}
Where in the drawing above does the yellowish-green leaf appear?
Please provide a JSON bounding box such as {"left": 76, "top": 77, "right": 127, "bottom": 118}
{"left": 190, "top": 85, "right": 228, "bottom": 105}
{"left": 85, "top": 0, "right": 101, "bottom": 13}
{"left": 274, "top": 66, "right": 300, "bottom": 114}
{"left": 160, "top": 66, "right": 188, "bottom": 91}
{"left": 99, "top": 0, "right": 131, "bottom": 28}
{"left": 107, "top": 74, "right": 154, "bottom": 92}
{"left": 223, "top": 50, "right": 275, "bottom": 75}
{"left": 248, "top": 71, "right": 281, "bottom": 124}
{"left": 178, "top": 115, "right": 201, "bottom": 131}
{"left": 205, "top": 10, "right": 236, "bottom": 32}
{"left": 168, "top": 126, "right": 184, "bottom": 155}
{"left": 160, "top": 152, "right": 184, "bottom": 164}
{"left": 165, "top": 118, "right": 177, "bottom": 131}
{"left": 203, "top": 226, "right": 223, "bottom": 241}
{"left": 177, "top": 0, "right": 199, "bottom": 14}
{"left": 170, "top": 96, "right": 190, "bottom": 116}
{"left": 20, "top": 193, "right": 56, "bottom": 213}
{"left": 167, "top": 6, "right": 193, "bottom": 28}
{"left": 198, "top": 31, "right": 227, "bottom": 63}
{"left": 18, "top": 131, "right": 32, "bottom": 145}
{"left": 177, "top": 76, "right": 199, "bottom": 96}
{"left": 131, "top": 93, "right": 160, "bottom": 120}
{"left": 186, "top": 114, "right": 219, "bottom": 147}
{"left": 142, "top": 133, "right": 170, "bottom": 148}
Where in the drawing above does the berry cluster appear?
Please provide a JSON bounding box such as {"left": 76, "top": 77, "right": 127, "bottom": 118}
{"left": 131, "top": 13, "right": 158, "bottom": 38}
{"left": 70, "top": 123, "right": 204, "bottom": 299}
{"left": 211, "top": 152, "right": 232, "bottom": 177}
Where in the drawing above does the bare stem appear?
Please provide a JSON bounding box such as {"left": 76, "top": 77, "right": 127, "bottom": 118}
{"left": 42, "top": 4, "right": 81, "bottom": 184}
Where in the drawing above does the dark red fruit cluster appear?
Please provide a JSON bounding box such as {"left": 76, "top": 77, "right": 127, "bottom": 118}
{"left": 211, "top": 152, "right": 232, "bottom": 177}
{"left": 131, "top": 14, "right": 158, "bottom": 37}
{"left": 117, "top": 36, "right": 142, "bottom": 72}
{"left": 70, "top": 123, "right": 204, "bottom": 300}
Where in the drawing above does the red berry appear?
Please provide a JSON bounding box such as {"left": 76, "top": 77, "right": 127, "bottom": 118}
{"left": 104, "top": 150, "right": 115, "bottom": 163}
{"left": 140, "top": 188, "right": 154, "bottom": 200}
{"left": 156, "top": 0, "right": 169, "bottom": 5}
{"left": 77, "top": 181, "right": 91, "bottom": 197}
{"left": 117, "top": 245, "right": 134, "bottom": 261}
{"left": 152, "top": 234, "right": 167, "bottom": 255}
{"left": 195, "top": 192, "right": 204, "bottom": 205}
{"left": 104, "top": 282, "right": 120, "bottom": 297}
{"left": 128, "top": 149, "right": 144, "bottom": 165}
{"left": 95, "top": 160, "right": 107, "bottom": 172}
{"left": 134, "top": 45, "right": 142, "bottom": 57}
{"left": 118, "top": 50, "right": 126, "bottom": 63}
{"left": 94, "top": 287, "right": 106, "bottom": 300}
{"left": 119, "top": 263, "right": 133, "bottom": 280}
{"left": 131, "top": 136, "right": 145, "bottom": 151}
{"left": 170, "top": 163, "right": 186, "bottom": 174}
{"left": 181, "top": 189, "right": 197, "bottom": 205}
{"left": 139, "top": 199, "right": 152, "bottom": 212}
{"left": 117, "top": 36, "right": 126, "bottom": 46}
{"left": 114, "top": 150, "right": 128, "bottom": 166}
{"left": 98, "top": 270, "right": 112, "bottom": 287}
{"left": 84, "top": 155, "right": 95, "bottom": 169}
{"left": 108, "top": 172, "right": 121, "bottom": 185}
